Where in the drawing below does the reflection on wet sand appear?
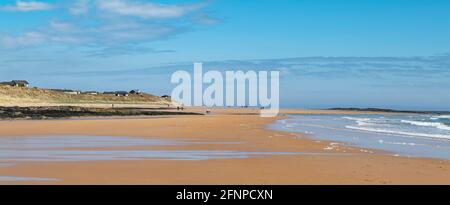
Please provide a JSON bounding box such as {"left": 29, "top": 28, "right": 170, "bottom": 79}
{"left": 0, "top": 176, "right": 58, "bottom": 182}
{"left": 0, "top": 135, "right": 308, "bottom": 182}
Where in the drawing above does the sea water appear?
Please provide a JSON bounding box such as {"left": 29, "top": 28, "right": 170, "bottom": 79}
{"left": 270, "top": 114, "right": 450, "bottom": 160}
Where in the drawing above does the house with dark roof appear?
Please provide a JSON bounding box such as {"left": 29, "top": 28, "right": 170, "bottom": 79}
{"left": 104, "top": 91, "right": 129, "bottom": 96}
{"left": 115, "top": 91, "right": 129, "bottom": 97}
{"left": 0, "top": 80, "right": 29, "bottom": 87}
{"left": 103, "top": 91, "right": 116, "bottom": 95}
{"left": 51, "top": 89, "right": 81, "bottom": 95}
{"left": 129, "top": 90, "right": 142, "bottom": 95}
{"left": 11, "top": 80, "right": 29, "bottom": 87}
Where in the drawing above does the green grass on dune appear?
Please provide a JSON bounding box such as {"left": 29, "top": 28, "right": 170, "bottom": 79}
{"left": 0, "top": 85, "right": 170, "bottom": 105}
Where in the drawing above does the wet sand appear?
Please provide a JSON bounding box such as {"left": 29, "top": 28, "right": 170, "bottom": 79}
{"left": 0, "top": 109, "right": 449, "bottom": 184}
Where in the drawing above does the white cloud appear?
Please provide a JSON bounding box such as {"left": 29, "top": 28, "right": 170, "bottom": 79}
{"left": 193, "top": 13, "right": 220, "bottom": 25}
{"left": 0, "top": 32, "right": 47, "bottom": 48}
{"left": 0, "top": 1, "right": 55, "bottom": 12}
{"left": 49, "top": 21, "right": 77, "bottom": 32}
{"left": 0, "top": 0, "right": 217, "bottom": 53}
{"left": 0, "top": 20, "right": 180, "bottom": 49}
{"left": 70, "top": 0, "right": 89, "bottom": 15}
{"left": 96, "top": 0, "right": 205, "bottom": 19}
{"left": 96, "top": 22, "right": 177, "bottom": 42}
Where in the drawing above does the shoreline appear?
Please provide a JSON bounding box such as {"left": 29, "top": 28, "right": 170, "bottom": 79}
{"left": 0, "top": 109, "right": 449, "bottom": 184}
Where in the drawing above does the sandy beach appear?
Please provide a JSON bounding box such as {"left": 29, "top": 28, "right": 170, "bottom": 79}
{"left": 0, "top": 108, "right": 449, "bottom": 185}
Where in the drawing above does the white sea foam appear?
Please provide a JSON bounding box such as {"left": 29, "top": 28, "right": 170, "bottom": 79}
{"left": 345, "top": 126, "right": 450, "bottom": 140}
{"left": 342, "top": 117, "right": 372, "bottom": 122}
{"left": 401, "top": 120, "right": 450, "bottom": 131}
{"left": 342, "top": 117, "right": 377, "bottom": 126}
{"left": 356, "top": 121, "right": 374, "bottom": 126}
{"left": 431, "top": 115, "right": 450, "bottom": 120}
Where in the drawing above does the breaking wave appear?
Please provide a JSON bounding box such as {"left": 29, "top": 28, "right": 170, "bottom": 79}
{"left": 401, "top": 120, "right": 450, "bottom": 131}
{"left": 345, "top": 126, "right": 450, "bottom": 140}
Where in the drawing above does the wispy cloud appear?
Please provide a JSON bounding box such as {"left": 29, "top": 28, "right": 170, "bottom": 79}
{"left": 86, "top": 45, "right": 176, "bottom": 58}
{"left": 28, "top": 55, "right": 450, "bottom": 80}
{"left": 69, "top": 0, "right": 89, "bottom": 15}
{"left": 0, "top": 1, "right": 55, "bottom": 12}
{"left": 224, "top": 56, "right": 450, "bottom": 79}
{"left": 0, "top": 0, "right": 215, "bottom": 55}
{"left": 0, "top": 20, "right": 181, "bottom": 49}
{"left": 192, "top": 13, "right": 221, "bottom": 25}
{"left": 96, "top": 0, "right": 207, "bottom": 19}
{"left": 0, "top": 32, "right": 48, "bottom": 48}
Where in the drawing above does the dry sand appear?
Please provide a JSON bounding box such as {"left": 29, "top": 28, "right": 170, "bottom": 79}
{"left": 0, "top": 108, "right": 449, "bottom": 185}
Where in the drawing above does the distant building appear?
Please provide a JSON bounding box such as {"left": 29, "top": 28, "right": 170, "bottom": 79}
{"left": 103, "top": 91, "right": 129, "bottom": 96}
{"left": 11, "top": 80, "right": 29, "bottom": 87}
{"left": 115, "top": 91, "right": 129, "bottom": 97}
{"left": 161, "top": 95, "right": 171, "bottom": 99}
{"left": 63, "top": 90, "right": 81, "bottom": 95}
{"left": 50, "top": 89, "right": 80, "bottom": 95}
{"left": 0, "top": 80, "right": 29, "bottom": 87}
{"left": 103, "top": 91, "right": 116, "bottom": 95}
{"left": 82, "top": 91, "right": 99, "bottom": 95}
{"left": 129, "top": 90, "right": 142, "bottom": 95}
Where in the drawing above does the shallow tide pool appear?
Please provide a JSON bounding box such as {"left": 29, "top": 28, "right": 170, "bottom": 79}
{"left": 0, "top": 135, "right": 306, "bottom": 182}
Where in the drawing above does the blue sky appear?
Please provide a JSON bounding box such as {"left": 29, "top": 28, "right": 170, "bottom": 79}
{"left": 1, "top": 0, "right": 450, "bottom": 110}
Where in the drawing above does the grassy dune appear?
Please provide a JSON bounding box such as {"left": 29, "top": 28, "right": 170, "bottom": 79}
{"left": 0, "top": 85, "right": 170, "bottom": 106}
